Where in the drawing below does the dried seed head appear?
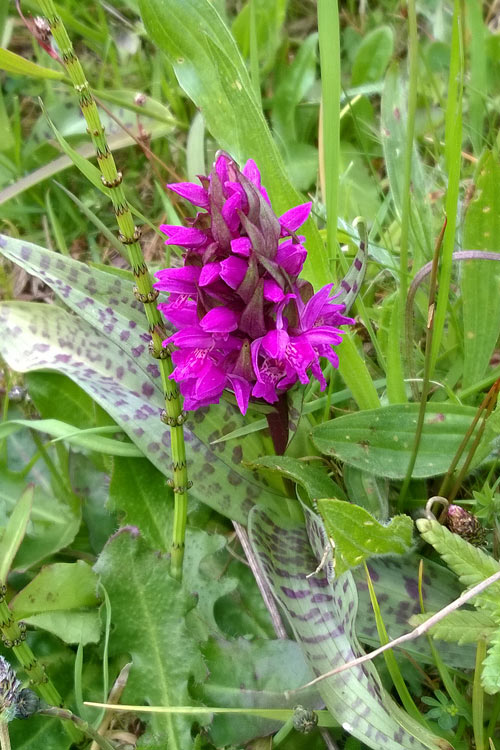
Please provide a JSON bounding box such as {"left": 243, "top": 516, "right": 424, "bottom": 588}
{"left": 446, "top": 505, "right": 487, "bottom": 546}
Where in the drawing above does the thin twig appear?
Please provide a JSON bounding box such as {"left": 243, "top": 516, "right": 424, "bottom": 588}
{"left": 0, "top": 723, "right": 11, "bottom": 750}
{"left": 319, "top": 728, "right": 340, "bottom": 749}
{"left": 233, "top": 522, "right": 288, "bottom": 640}
{"left": 289, "top": 568, "right": 500, "bottom": 694}
{"left": 90, "top": 663, "right": 132, "bottom": 750}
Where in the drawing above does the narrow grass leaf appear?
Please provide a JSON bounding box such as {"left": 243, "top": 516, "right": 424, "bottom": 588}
{"left": 0, "top": 484, "right": 33, "bottom": 584}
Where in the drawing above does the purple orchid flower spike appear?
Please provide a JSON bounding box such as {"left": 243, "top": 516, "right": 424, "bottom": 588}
{"left": 154, "top": 151, "right": 359, "bottom": 450}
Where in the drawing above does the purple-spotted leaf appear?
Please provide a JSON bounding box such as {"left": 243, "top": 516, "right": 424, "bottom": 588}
{"left": 316, "top": 499, "right": 413, "bottom": 576}
{"left": 0, "top": 300, "right": 283, "bottom": 525}
{"left": 354, "top": 556, "right": 475, "bottom": 668}
{"left": 248, "top": 506, "right": 450, "bottom": 750}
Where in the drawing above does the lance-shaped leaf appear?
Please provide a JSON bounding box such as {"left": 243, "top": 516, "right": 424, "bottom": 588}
{"left": 248, "top": 507, "right": 450, "bottom": 750}
{"left": 0, "top": 235, "right": 286, "bottom": 524}
{"left": 94, "top": 528, "right": 205, "bottom": 748}
{"left": 316, "top": 499, "right": 413, "bottom": 576}
{"left": 462, "top": 151, "right": 500, "bottom": 388}
{"left": 312, "top": 403, "right": 480, "bottom": 479}
{"left": 0, "top": 302, "right": 284, "bottom": 526}
{"left": 482, "top": 632, "right": 500, "bottom": 695}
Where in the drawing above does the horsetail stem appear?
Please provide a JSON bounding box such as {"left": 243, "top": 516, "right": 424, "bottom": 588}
{"left": 0, "top": 591, "right": 81, "bottom": 742}
{"left": 37, "top": 0, "right": 189, "bottom": 580}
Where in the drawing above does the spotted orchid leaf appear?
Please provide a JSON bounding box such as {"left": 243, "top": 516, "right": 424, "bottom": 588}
{"left": 316, "top": 499, "right": 413, "bottom": 576}
{"left": 335, "top": 218, "right": 368, "bottom": 314}
{"left": 248, "top": 506, "right": 451, "bottom": 750}
{"left": 0, "top": 299, "right": 284, "bottom": 525}
{"left": 354, "top": 556, "right": 475, "bottom": 668}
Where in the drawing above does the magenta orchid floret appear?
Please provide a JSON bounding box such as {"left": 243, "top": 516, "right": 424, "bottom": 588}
{"left": 154, "top": 152, "right": 353, "bottom": 414}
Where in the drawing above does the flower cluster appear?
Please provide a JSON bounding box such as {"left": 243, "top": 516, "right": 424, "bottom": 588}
{"left": 154, "top": 153, "right": 353, "bottom": 414}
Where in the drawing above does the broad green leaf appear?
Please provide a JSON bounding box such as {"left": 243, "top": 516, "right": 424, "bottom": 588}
{"left": 248, "top": 507, "right": 448, "bottom": 750}
{"left": 352, "top": 27, "right": 394, "bottom": 86}
{"left": 138, "top": 0, "right": 329, "bottom": 289}
{"left": 316, "top": 499, "right": 413, "bottom": 576}
{"left": 462, "top": 151, "right": 500, "bottom": 387}
{"left": 193, "top": 637, "right": 317, "bottom": 747}
{"left": 409, "top": 610, "right": 497, "bottom": 645}
{"left": 11, "top": 561, "right": 99, "bottom": 617}
{"left": 0, "top": 419, "right": 142, "bottom": 457}
{"left": 94, "top": 529, "right": 204, "bottom": 749}
{"left": 312, "top": 403, "right": 479, "bottom": 479}
{"left": 21, "top": 610, "right": 101, "bottom": 646}
{"left": 182, "top": 527, "right": 237, "bottom": 636}
{"left": 247, "top": 455, "right": 347, "bottom": 503}
{"left": 0, "top": 48, "right": 65, "bottom": 80}
{"left": 381, "top": 64, "right": 433, "bottom": 265}
{"left": 0, "top": 484, "right": 33, "bottom": 583}
{"left": 482, "top": 632, "right": 500, "bottom": 694}
{"left": 0, "top": 236, "right": 287, "bottom": 525}
{"left": 416, "top": 518, "right": 500, "bottom": 613}
{"left": 9, "top": 559, "right": 99, "bottom": 643}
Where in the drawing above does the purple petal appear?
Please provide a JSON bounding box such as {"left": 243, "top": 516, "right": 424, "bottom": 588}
{"left": 242, "top": 159, "right": 261, "bottom": 188}
{"left": 199, "top": 262, "right": 221, "bottom": 286}
{"left": 167, "top": 182, "right": 209, "bottom": 209}
{"left": 300, "top": 284, "right": 335, "bottom": 329}
{"left": 276, "top": 239, "right": 307, "bottom": 276}
{"left": 263, "top": 279, "right": 285, "bottom": 302}
{"left": 231, "top": 237, "right": 252, "bottom": 257}
{"left": 160, "top": 225, "right": 207, "bottom": 248}
{"left": 279, "top": 202, "right": 312, "bottom": 233}
{"left": 220, "top": 256, "right": 248, "bottom": 290}
{"left": 194, "top": 362, "right": 227, "bottom": 399}
{"left": 227, "top": 375, "right": 251, "bottom": 415}
{"left": 261, "top": 329, "right": 289, "bottom": 359}
{"left": 215, "top": 153, "right": 229, "bottom": 184}
{"left": 154, "top": 266, "right": 200, "bottom": 294}
{"left": 222, "top": 192, "right": 243, "bottom": 233}
{"left": 252, "top": 379, "right": 279, "bottom": 403}
{"left": 157, "top": 297, "right": 198, "bottom": 327}
{"left": 200, "top": 307, "right": 239, "bottom": 333}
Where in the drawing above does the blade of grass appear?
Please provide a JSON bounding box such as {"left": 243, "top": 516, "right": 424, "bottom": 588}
{"left": 398, "top": 0, "right": 418, "bottom": 396}
{"left": 317, "top": 0, "right": 340, "bottom": 271}
{"left": 430, "top": 0, "right": 464, "bottom": 375}
{"left": 473, "top": 640, "right": 487, "bottom": 750}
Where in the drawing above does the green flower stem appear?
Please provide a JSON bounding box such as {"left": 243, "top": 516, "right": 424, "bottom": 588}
{"left": 37, "top": 0, "right": 189, "bottom": 579}
{"left": 38, "top": 707, "right": 116, "bottom": 750}
{"left": 0, "top": 596, "right": 80, "bottom": 742}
